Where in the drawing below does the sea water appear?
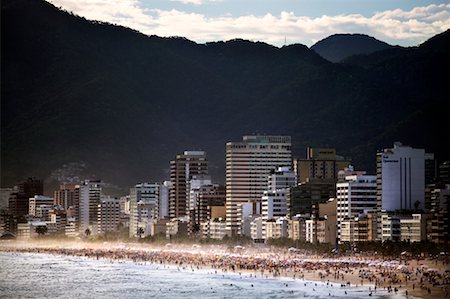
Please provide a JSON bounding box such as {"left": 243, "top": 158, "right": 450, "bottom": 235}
{"left": 0, "top": 252, "right": 411, "bottom": 298}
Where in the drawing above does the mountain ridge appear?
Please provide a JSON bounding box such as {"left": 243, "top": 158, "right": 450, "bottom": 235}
{"left": 311, "top": 33, "right": 395, "bottom": 63}
{"left": 2, "top": 0, "right": 449, "bottom": 194}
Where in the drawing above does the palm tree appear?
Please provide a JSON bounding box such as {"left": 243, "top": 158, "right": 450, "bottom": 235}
{"left": 85, "top": 228, "right": 91, "bottom": 237}
{"left": 35, "top": 225, "right": 48, "bottom": 237}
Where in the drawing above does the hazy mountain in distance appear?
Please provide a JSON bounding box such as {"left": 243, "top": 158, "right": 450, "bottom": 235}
{"left": 2, "top": 0, "right": 449, "bottom": 194}
{"left": 311, "top": 33, "right": 394, "bottom": 63}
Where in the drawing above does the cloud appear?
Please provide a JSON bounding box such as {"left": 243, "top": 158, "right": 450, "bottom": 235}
{"left": 170, "top": 0, "right": 204, "bottom": 5}
{"left": 47, "top": 1, "right": 450, "bottom": 47}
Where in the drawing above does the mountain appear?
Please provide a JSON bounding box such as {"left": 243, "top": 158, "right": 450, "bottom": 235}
{"left": 2, "top": 0, "right": 449, "bottom": 194}
{"left": 311, "top": 33, "right": 394, "bottom": 63}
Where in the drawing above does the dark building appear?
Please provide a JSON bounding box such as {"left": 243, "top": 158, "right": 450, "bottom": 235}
{"left": 9, "top": 178, "right": 43, "bottom": 221}
{"left": 438, "top": 161, "right": 450, "bottom": 186}
{"left": 169, "top": 151, "right": 208, "bottom": 219}
{"left": 0, "top": 211, "right": 17, "bottom": 235}
{"left": 427, "top": 186, "right": 450, "bottom": 244}
{"left": 425, "top": 153, "right": 437, "bottom": 185}
{"left": 18, "top": 177, "right": 43, "bottom": 196}
{"left": 288, "top": 178, "right": 336, "bottom": 217}
{"left": 189, "top": 184, "right": 225, "bottom": 233}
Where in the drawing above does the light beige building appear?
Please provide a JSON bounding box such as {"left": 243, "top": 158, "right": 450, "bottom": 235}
{"left": 226, "top": 135, "right": 292, "bottom": 236}
{"left": 166, "top": 217, "right": 188, "bottom": 239}
{"left": 266, "top": 217, "right": 289, "bottom": 240}
{"left": 288, "top": 214, "right": 309, "bottom": 241}
{"left": 400, "top": 214, "right": 430, "bottom": 242}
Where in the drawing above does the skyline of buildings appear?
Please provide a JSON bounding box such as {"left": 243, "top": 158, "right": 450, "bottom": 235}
{"left": 0, "top": 137, "right": 449, "bottom": 245}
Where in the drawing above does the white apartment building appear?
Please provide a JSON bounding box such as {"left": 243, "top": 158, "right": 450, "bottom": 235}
{"left": 157, "top": 181, "right": 171, "bottom": 220}
{"left": 261, "top": 190, "right": 289, "bottom": 220}
{"left": 226, "top": 135, "right": 292, "bottom": 236}
{"left": 336, "top": 175, "right": 377, "bottom": 241}
{"left": 28, "top": 195, "right": 53, "bottom": 217}
{"left": 377, "top": 142, "right": 425, "bottom": 212}
{"left": 265, "top": 217, "right": 289, "bottom": 239}
{"left": 288, "top": 214, "right": 309, "bottom": 241}
{"left": 305, "top": 218, "right": 315, "bottom": 243}
{"left": 381, "top": 212, "right": 401, "bottom": 241}
{"left": 78, "top": 180, "right": 102, "bottom": 235}
{"left": 208, "top": 219, "right": 227, "bottom": 240}
{"left": 268, "top": 167, "right": 296, "bottom": 191}
{"left": 129, "top": 183, "right": 159, "bottom": 238}
{"left": 250, "top": 217, "right": 264, "bottom": 241}
{"left": 400, "top": 214, "right": 429, "bottom": 242}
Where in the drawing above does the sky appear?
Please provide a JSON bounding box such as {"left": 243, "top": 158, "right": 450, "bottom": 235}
{"left": 47, "top": 0, "right": 450, "bottom": 47}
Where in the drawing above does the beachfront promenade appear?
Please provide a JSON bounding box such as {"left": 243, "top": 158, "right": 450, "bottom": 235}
{"left": 0, "top": 241, "right": 448, "bottom": 298}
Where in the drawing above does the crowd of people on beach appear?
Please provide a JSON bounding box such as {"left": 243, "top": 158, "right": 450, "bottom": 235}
{"left": 1, "top": 244, "right": 449, "bottom": 298}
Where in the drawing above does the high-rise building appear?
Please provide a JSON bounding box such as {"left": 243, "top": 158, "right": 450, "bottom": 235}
{"left": 78, "top": 180, "right": 102, "bottom": 235}
{"left": 129, "top": 183, "right": 159, "bottom": 238}
{"left": 294, "top": 148, "right": 351, "bottom": 184}
{"left": 170, "top": 151, "right": 208, "bottom": 219}
{"left": 376, "top": 142, "right": 425, "bottom": 239}
{"left": 377, "top": 142, "right": 425, "bottom": 211}
{"left": 97, "top": 196, "right": 120, "bottom": 234}
{"left": 156, "top": 181, "right": 171, "bottom": 220}
{"left": 336, "top": 174, "right": 377, "bottom": 241}
{"left": 54, "top": 183, "right": 77, "bottom": 210}
{"left": 226, "top": 135, "right": 292, "bottom": 235}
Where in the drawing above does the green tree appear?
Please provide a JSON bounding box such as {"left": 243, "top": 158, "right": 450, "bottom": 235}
{"left": 85, "top": 228, "right": 91, "bottom": 237}
{"left": 137, "top": 227, "right": 144, "bottom": 239}
{"left": 35, "top": 225, "right": 48, "bottom": 236}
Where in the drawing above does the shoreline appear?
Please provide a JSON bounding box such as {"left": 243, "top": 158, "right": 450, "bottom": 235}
{"left": 1, "top": 240, "right": 448, "bottom": 299}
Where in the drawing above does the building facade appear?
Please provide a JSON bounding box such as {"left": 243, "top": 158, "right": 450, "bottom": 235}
{"left": 294, "top": 147, "right": 351, "bottom": 184}
{"left": 170, "top": 151, "right": 208, "bottom": 219}
{"left": 97, "top": 196, "right": 120, "bottom": 234}
{"left": 377, "top": 142, "right": 425, "bottom": 239}
{"left": 129, "top": 183, "right": 159, "bottom": 238}
{"left": 336, "top": 175, "right": 377, "bottom": 242}
{"left": 78, "top": 180, "right": 102, "bottom": 235}
{"left": 226, "top": 135, "right": 292, "bottom": 235}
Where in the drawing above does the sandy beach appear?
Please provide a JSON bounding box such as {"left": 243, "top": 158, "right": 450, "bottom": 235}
{"left": 1, "top": 240, "right": 448, "bottom": 298}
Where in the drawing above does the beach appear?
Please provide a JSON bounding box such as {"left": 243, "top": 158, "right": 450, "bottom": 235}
{"left": 1, "top": 240, "right": 448, "bottom": 298}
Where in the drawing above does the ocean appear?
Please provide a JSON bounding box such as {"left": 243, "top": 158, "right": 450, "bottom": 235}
{"left": 0, "top": 252, "right": 409, "bottom": 298}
